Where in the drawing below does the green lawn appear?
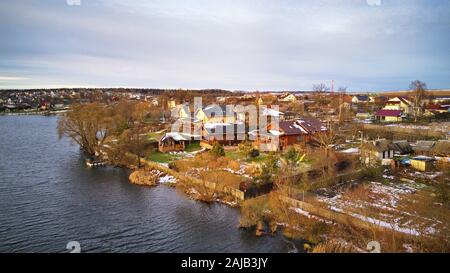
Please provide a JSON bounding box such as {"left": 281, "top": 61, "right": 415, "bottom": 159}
{"left": 225, "top": 150, "right": 242, "bottom": 160}
{"left": 146, "top": 151, "right": 181, "bottom": 163}
{"left": 146, "top": 141, "right": 202, "bottom": 163}
{"left": 225, "top": 150, "right": 271, "bottom": 164}
{"left": 147, "top": 130, "right": 166, "bottom": 143}
{"left": 246, "top": 153, "right": 269, "bottom": 164}
{"left": 185, "top": 141, "right": 202, "bottom": 152}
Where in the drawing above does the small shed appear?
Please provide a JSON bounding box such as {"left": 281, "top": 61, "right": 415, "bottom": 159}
{"left": 410, "top": 156, "right": 434, "bottom": 172}
{"left": 158, "top": 132, "right": 187, "bottom": 153}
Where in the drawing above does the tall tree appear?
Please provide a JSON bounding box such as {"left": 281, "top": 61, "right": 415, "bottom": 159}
{"left": 312, "top": 83, "right": 330, "bottom": 93}
{"left": 312, "top": 83, "right": 330, "bottom": 106}
{"left": 409, "top": 80, "right": 427, "bottom": 121}
{"left": 57, "top": 103, "right": 109, "bottom": 156}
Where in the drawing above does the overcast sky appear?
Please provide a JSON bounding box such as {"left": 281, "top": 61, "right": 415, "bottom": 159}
{"left": 0, "top": 0, "right": 449, "bottom": 91}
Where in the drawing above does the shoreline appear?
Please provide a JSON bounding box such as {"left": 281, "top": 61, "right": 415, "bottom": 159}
{"left": 0, "top": 110, "right": 68, "bottom": 116}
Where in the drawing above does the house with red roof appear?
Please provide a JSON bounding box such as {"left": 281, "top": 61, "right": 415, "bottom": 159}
{"left": 424, "top": 103, "right": 450, "bottom": 116}
{"left": 253, "top": 118, "right": 327, "bottom": 151}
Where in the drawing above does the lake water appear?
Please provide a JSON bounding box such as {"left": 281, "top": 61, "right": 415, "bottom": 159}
{"left": 0, "top": 115, "right": 299, "bottom": 253}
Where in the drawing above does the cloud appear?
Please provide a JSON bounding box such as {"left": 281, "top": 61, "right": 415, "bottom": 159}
{"left": 0, "top": 76, "right": 27, "bottom": 81}
{"left": 0, "top": 0, "right": 449, "bottom": 90}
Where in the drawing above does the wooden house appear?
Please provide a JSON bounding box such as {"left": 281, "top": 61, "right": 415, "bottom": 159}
{"left": 254, "top": 118, "right": 327, "bottom": 151}
{"left": 362, "top": 139, "right": 396, "bottom": 165}
{"left": 158, "top": 132, "right": 187, "bottom": 152}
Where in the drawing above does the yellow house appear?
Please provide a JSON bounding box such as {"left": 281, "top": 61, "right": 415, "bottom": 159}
{"left": 195, "top": 105, "right": 236, "bottom": 124}
{"left": 383, "top": 97, "right": 413, "bottom": 115}
{"left": 278, "top": 93, "right": 297, "bottom": 103}
{"left": 178, "top": 104, "right": 191, "bottom": 119}
{"left": 167, "top": 99, "right": 177, "bottom": 109}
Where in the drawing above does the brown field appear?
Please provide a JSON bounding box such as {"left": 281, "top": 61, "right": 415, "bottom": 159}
{"left": 378, "top": 89, "right": 450, "bottom": 97}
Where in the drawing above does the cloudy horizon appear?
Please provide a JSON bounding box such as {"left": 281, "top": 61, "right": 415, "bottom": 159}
{"left": 0, "top": 0, "right": 449, "bottom": 91}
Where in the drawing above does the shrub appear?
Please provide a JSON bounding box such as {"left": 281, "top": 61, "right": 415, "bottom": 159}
{"left": 360, "top": 166, "right": 383, "bottom": 180}
{"left": 284, "top": 147, "right": 300, "bottom": 165}
{"left": 210, "top": 143, "right": 225, "bottom": 157}
{"left": 249, "top": 148, "right": 260, "bottom": 158}
{"left": 239, "top": 196, "right": 269, "bottom": 228}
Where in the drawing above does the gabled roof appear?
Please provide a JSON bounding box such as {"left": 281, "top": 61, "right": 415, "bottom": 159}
{"left": 387, "top": 97, "right": 412, "bottom": 105}
{"left": 412, "top": 141, "right": 436, "bottom": 152}
{"left": 275, "top": 118, "right": 326, "bottom": 136}
{"left": 375, "top": 109, "right": 402, "bottom": 117}
{"left": 278, "top": 120, "right": 308, "bottom": 135}
{"left": 199, "top": 104, "right": 235, "bottom": 117}
{"left": 365, "top": 139, "right": 395, "bottom": 152}
{"left": 392, "top": 140, "right": 414, "bottom": 154}
{"left": 160, "top": 132, "right": 188, "bottom": 142}
{"left": 353, "top": 95, "right": 369, "bottom": 101}
{"left": 296, "top": 118, "right": 327, "bottom": 133}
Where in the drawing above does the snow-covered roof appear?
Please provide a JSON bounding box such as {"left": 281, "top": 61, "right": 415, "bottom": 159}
{"left": 160, "top": 132, "right": 188, "bottom": 142}
{"left": 269, "top": 130, "right": 284, "bottom": 136}
{"left": 262, "top": 107, "right": 284, "bottom": 117}
{"left": 340, "top": 147, "right": 360, "bottom": 154}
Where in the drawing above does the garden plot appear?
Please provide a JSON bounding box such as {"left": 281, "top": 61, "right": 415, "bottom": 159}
{"left": 316, "top": 180, "right": 448, "bottom": 237}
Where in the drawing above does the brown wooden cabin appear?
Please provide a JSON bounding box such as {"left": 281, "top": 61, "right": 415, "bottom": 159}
{"left": 158, "top": 133, "right": 186, "bottom": 153}
{"left": 254, "top": 118, "right": 327, "bottom": 151}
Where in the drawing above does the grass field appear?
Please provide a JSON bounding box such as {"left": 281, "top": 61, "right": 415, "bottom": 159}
{"left": 146, "top": 142, "right": 202, "bottom": 163}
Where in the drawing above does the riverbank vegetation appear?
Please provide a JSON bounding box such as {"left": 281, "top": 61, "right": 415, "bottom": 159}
{"left": 57, "top": 100, "right": 160, "bottom": 167}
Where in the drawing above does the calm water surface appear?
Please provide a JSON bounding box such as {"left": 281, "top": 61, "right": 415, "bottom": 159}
{"left": 0, "top": 115, "right": 299, "bottom": 253}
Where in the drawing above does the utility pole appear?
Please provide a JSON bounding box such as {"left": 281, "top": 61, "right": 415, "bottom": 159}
{"left": 360, "top": 130, "right": 364, "bottom": 164}
{"left": 331, "top": 80, "right": 334, "bottom": 97}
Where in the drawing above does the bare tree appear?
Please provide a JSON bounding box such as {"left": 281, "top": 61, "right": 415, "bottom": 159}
{"left": 409, "top": 80, "right": 427, "bottom": 121}
{"left": 313, "top": 83, "right": 330, "bottom": 93}
{"left": 313, "top": 83, "right": 330, "bottom": 106}
{"left": 314, "top": 126, "right": 338, "bottom": 157}
{"left": 338, "top": 86, "right": 347, "bottom": 93}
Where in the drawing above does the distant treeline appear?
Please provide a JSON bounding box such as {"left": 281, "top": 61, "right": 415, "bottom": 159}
{"left": 0, "top": 88, "right": 237, "bottom": 96}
